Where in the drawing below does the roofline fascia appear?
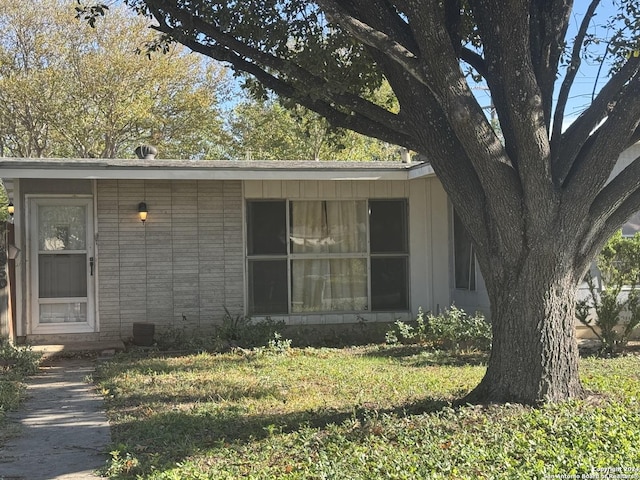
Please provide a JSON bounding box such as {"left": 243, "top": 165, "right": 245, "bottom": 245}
{"left": 0, "top": 166, "right": 412, "bottom": 181}
{"left": 0, "top": 163, "right": 437, "bottom": 181}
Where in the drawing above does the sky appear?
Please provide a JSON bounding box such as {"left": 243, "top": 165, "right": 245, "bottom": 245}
{"left": 473, "top": 0, "right": 626, "bottom": 129}
{"left": 560, "top": 0, "right": 622, "bottom": 119}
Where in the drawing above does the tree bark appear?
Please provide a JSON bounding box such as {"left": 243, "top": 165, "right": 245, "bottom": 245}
{"left": 463, "top": 250, "right": 585, "bottom": 405}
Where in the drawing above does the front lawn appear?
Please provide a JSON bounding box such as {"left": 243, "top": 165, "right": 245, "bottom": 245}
{"left": 95, "top": 346, "right": 640, "bottom": 479}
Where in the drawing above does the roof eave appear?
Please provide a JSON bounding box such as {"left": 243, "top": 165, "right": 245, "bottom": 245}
{"left": 0, "top": 159, "right": 437, "bottom": 181}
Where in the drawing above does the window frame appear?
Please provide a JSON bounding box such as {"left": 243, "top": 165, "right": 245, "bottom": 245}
{"left": 246, "top": 198, "right": 410, "bottom": 315}
{"left": 452, "top": 208, "right": 477, "bottom": 292}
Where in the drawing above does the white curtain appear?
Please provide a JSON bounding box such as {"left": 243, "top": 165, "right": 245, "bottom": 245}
{"left": 291, "top": 201, "right": 367, "bottom": 312}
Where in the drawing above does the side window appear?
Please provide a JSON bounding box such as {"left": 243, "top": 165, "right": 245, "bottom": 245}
{"left": 453, "top": 209, "right": 476, "bottom": 291}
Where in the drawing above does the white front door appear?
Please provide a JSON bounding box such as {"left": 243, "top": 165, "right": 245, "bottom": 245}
{"left": 29, "top": 198, "right": 95, "bottom": 334}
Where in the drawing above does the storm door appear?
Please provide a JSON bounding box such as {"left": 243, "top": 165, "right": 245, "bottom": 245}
{"left": 29, "top": 198, "right": 95, "bottom": 334}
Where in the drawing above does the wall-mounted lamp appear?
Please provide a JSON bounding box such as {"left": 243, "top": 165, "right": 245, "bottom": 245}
{"left": 6, "top": 201, "right": 14, "bottom": 223}
{"left": 138, "top": 202, "right": 148, "bottom": 223}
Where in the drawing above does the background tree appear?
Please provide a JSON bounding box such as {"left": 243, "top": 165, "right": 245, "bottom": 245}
{"left": 0, "top": 0, "right": 230, "bottom": 158}
{"left": 83, "top": 0, "right": 640, "bottom": 405}
{"left": 229, "top": 97, "right": 400, "bottom": 161}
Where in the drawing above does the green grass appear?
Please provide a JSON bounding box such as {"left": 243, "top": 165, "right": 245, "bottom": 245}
{"left": 96, "top": 347, "right": 640, "bottom": 479}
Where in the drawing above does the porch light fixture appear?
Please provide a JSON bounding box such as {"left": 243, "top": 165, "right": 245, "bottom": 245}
{"left": 7, "top": 202, "right": 14, "bottom": 217}
{"left": 138, "top": 202, "right": 148, "bottom": 223}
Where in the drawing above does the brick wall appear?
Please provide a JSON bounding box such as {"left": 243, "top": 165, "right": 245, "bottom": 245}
{"left": 96, "top": 179, "right": 243, "bottom": 342}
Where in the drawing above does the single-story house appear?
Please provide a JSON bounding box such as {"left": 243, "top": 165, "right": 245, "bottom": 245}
{"left": 1, "top": 142, "right": 638, "bottom": 348}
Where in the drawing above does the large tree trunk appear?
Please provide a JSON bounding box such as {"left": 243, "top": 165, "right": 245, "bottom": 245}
{"left": 463, "top": 250, "right": 586, "bottom": 405}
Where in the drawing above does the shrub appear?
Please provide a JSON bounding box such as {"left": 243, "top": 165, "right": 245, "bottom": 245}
{"left": 150, "top": 309, "right": 289, "bottom": 353}
{"left": 0, "top": 338, "right": 41, "bottom": 420}
{"left": 216, "top": 307, "right": 286, "bottom": 349}
{"left": 153, "top": 325, "right": 190, "bottom": 351}
{"left": 576, "top": 231, "right": 640, "bottom": 355}
{"left": 386, "top": 306, "right": 491, "bottom": 351}
{"left": 255, "top": 332, "right": 293, "bottom": 356}
{"left": 0, "top": 338, "right": 41, "bottom": 379}
{"left": 153, "top": 325, "right": 222, "bottom": 352}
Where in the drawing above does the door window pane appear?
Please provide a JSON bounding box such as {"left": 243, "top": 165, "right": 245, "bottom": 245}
{"left": 248, "top": 259, "right": 288, "bottom": 314}
{"left": 39, "top": 303, "right": 87, "bottom": 323}
{"left": 370, "top": 200, "right": 408, "bottom": 253}
{"left": 291, "top": 258, "right": 367, "bottom": 312}
{"left": 371, "top": 257, "right": 408, "bottom": 311}
{"left": 247, "top": 201, "right": 286, "bottom": 255}
{"left": 38, "top": 206, "right": 87, "bottom": 251}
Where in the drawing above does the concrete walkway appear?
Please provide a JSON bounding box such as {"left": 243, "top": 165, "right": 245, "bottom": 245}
{"left": 0, "top": 358, "right": 111, "bottom": 480}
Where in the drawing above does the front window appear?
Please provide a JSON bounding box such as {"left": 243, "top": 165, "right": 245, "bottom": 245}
{"left": 247, "top": 199, "right": 409, "bottom": 314}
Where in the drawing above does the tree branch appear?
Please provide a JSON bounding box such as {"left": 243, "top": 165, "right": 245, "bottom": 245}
{"left": 551, "top": 0, "right": 601, "bottom": 151}
{"left": 315, "top": 0, "right": 424, "bottom": 83}
{"left": 151, "top": 29, "right": 417, "bottom": 150}
{"left": 444, "top": 0, "right": 463, "bottom": 56}
{"left": 459, "top": 47, "right": 488, "bottom": 79}
{"left": 144, "top": 1, "right": 414, "bottom": 145}
{"left": 563, "top": 73, "right": 640, "bottom": 207}
{"left": 529, "top": 0, "right": 573, "bottom": 129}
{"left": 579, "top": 185, "right": 640, "bottom": 274}
{"left": 589, "top": 154, "right": 640, "bottom": 232}
{"left": 394, "top": 86, "right": 494, "bottom": 262}
{"left": 312, "top": 0, "right": 525, "bottom": 261}
{"left": 554, "top": 55, "right": 640, "bottom": 184}
{"left": 469, "top": 0, "right": 556, "bottom": 233}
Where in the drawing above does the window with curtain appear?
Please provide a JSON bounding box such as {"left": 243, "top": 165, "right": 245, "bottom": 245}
{"left": 290, "top": 200, "right": 368, "bottom": 312}
{"left": 453, "top": 209, "right": 476, "bottom": 291}
{"left": 246, "top": 199, "right": 409, "bottom": 314}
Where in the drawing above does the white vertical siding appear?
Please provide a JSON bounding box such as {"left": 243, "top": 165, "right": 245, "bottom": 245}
{"left": 608, "top": 142, "right": 640, "bottom": 180}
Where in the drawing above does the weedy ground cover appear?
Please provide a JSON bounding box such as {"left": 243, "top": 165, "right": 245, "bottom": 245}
{"left": 96, "top": 347, "right": 640, "bottom": 479}
{"left": 0, "top": 340, "right": 41, "bottom": 444}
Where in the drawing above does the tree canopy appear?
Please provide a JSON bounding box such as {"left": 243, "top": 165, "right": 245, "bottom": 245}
{"left": 82, "top": 0, "right": 640, "bottom": 404}
{"left": 0, "top": 0, "right": 229, "bottom": 158}
{"left": 228, "top": 98, "right": 400, "bottom": 161}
